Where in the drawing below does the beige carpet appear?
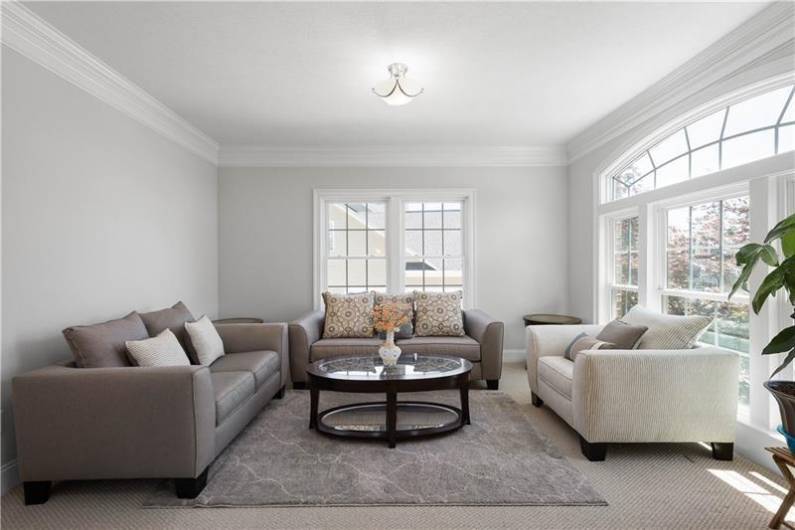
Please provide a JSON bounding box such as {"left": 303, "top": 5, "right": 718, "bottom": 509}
{"left": 1, "top": 361, "right": 791, "bottom": 529}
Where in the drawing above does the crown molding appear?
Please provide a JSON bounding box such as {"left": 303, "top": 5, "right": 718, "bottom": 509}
{"left": 218, "top": 145, "right": 567, "bottom": 168}
{"left": 566, "top": 2, "right": 795, "bottom": 164}
{"left": 1, "top": 1, "right": 219, "bottom": 164}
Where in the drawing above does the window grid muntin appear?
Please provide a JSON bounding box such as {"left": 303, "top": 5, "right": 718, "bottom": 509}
{"left": 610, "top": 85, "right": 795, "bottom": 200}
{"left": 404, "top": 202, "right": 464, "bottom": 293}
{"left": 327, "top": 202, "right": 387, "bottom": 293}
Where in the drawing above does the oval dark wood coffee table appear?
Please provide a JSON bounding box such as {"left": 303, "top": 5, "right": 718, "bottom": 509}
{"left": 306, "top": 354, "right": 472, "bottom": 448}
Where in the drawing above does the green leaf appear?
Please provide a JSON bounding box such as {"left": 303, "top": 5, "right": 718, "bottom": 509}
{"left": 763, "top": 326, "right": 795, "bottom": 354}
{"left": 782, "top": 231, "right": 795, "bottom": 259}
{"left": 772, "top": 349, "right": 795, "bottom": 378}
{"left": 765, "top": 213, "right": 795, "bottom": 245}
{"left": 752, "top": 267, "right": 785, "bottom": 314}
{"left": 729, "top": 243, "right": 780, "bottom": 299}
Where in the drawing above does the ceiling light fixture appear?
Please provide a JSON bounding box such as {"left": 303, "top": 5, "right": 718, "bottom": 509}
{"left": 372, "top": 63, "right": 423, "bottom": 106}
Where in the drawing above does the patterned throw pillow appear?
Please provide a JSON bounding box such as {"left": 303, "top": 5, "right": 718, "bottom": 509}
{"left": 413, "top": 291, "right": 465, "bottom": 337}
{"left": 374, "top": 293, "right": 414, "bottom": 339}
{"left": 322, "top": 292, "right": 375, "bottom": 338}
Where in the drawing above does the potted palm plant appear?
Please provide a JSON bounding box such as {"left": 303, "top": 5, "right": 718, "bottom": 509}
{"left": 730, "top": 212, "right": 795, "bottom": 447}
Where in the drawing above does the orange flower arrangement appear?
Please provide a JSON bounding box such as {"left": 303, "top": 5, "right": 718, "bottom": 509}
{"left": 373, "top": 302, "right": 411, "bottom": 333}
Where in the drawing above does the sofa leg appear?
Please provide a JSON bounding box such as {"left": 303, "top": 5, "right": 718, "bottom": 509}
{"left": 531, "top": 392, "right": 544, "bottom": 407}
{"left": 579, "top": 435, "right": 607, "bottom": 461}
{"left": 175, "top": 468, "right": 208, "bottom": 499}
{"left": 711, "top": 442, "right": 734, "bottom": 461}
{"left": 274, "top": 385, "right": 286, "bottom": 399}
{"left": 23, "top": 481, "right": 51, "bottom": 505}
{"left": 293, "top": 381, "right": 306, "bottom": 390}
{"left": 486, "top": 379, "right": 499, "bottom": 390}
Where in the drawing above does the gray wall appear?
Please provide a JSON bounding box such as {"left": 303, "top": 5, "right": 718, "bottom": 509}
{"left": 1, "top": 50, "right": 219, "bottom": 475}
{"left": 219, "top": 166, "right": 569, "bottom": 351}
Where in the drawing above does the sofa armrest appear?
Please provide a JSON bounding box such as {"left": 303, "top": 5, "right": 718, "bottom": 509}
{"left": 12, "top": 364, "right": 214, "bottom": 482}
{"left": 463, "top": 309, "right": 504, "bottom": 381}
{"left": 288, "top": 310, "right": 325, "bottom": 384}
{"left": 526, "top": 324, "right": 602, "bottom": 392}
{"left": 572, "top": 347, "right": 739, "bottom": 443}
{"left": 216, "top": 322, "right": 289, "bottom": 388}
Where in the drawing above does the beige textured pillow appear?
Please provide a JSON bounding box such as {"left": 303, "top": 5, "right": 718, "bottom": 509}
{"left": 125, "top": 329, "right": 190, "bottom": 367}
{"left": 322, "top": 292, "right": 375, "bottom": 338}
{"left": 623, "top": 305, "right": 712, "bottom": 349}
{"left": 413, "top": 291, "right": 465, "bottom": 337}
{"left": 185, "top": 315, "right": 225, "bottom": 366}
{"left": 564, "top": 333, "right": 614, "bottom": 361}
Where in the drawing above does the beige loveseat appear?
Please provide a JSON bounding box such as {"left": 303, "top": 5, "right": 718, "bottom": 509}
{"left": 289, "top": 309, "right": 504, "bottom": 389}
{"left": 12, "top": 320, "right": 288, "bottom": 505}
{"left": 526, "top": 324, "right": 739, "bottom": 461}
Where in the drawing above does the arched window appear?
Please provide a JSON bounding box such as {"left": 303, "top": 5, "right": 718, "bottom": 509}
{"left": 607, "top": 84, "right": 795, "bottom": 202}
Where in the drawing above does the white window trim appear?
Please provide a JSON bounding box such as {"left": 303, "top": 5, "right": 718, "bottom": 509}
{"left": 313, "top": 188, "right": 477, "bottom": 309}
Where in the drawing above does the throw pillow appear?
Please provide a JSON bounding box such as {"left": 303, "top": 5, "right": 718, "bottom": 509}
{"left": 63, "top": 311, "right": 148, "bottom": 368}
{"left": 564, "top": 332, "right": 614, "bottom": 361}
{"left": 413, "top": 290, "right": 465, "bottom": 337}
{"left": 622, "top": 305, "right": 713, "bottom": 349}
{"left": 596, "top": 319, "right": 648, "bottom": 349}
{"left": 138, "top": 301, "right": 196, "bottom": 363}
{"left": 185, "top": 315, "right": 225, "bottom": 366}
{"left": 374, "top": 293, "right": 414, "bottom": 339}
{"left": 322, "top": 292, "right": 375, "bottom": 338}
{"left": 125, "top": 329, "right": 190, "bottom": 367}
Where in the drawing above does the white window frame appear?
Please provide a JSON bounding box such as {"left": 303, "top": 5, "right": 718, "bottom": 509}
{"left": 598, "top": 207, "right": 640, "bottom": 322}
{"left": 313, "top": 188, "right": 476, "bottom": 309}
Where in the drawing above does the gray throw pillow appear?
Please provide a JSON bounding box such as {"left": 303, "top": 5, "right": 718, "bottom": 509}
{"left": 596, "top": 319, "right": 648, "bottom": 349}
{"left": 63, "top": 311, "right": 148, "bottom": 368}
{"left": 139, "top": 301, "right": 197, "bottom": 363}
{"left": 564, "top": 332, "right": 614, "bottom": 361}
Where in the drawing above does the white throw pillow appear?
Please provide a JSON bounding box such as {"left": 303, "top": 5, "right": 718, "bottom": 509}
{"left": 185, "top": 315, "right": 225, "bottom": 366}
{"left": 622, "top": 305, "right": 712, "bottom": 349}
{"left": 125, "top": 328, "right": 190, "bottom": 367}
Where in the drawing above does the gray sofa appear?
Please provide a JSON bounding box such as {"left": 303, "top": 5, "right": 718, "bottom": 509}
{"left": 12, "top": 321, "right": 288, "bottom": 505}
{"left": 289, "top": 309, "right": 504, "bottom": 389}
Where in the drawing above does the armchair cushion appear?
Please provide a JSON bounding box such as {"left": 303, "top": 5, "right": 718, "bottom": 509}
{"left": 311, "top": 338, "right": 382, "bottom": 359}
{"left": 63, "top": 311, "right": 148, "bottom": 368}
{"left": 211, "top": 372, "right": 255, "bottom": 425}
{"left": 139, "top": 301, "right": 196, "bottom": 362}
{"left": 538, "top": 356, "right": 574, "bottom": 400}
{"left": 210, "top": 350, "right": 279, "bottom": 390}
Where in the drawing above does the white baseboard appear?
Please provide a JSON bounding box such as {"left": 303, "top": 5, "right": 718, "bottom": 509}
{"left": 736, "top": 421, "right": 785, "bottom": 475}
{"left": 1, "top": 460, "right": 19, "bottom": 496}
{"left": 503, "top": 349, "right": 526, "bottom": 363}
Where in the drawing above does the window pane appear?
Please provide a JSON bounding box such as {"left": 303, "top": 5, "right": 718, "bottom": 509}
{"left": 424, "top": 258, "right": 443, "bottom": 287}
{"left": 615, "top": 252, "right": 629, "bottom": 284}
{"left": 346, "top": 203, "right": 366, "bottom": 229}
{"left": 368, "top": 230, "right": 386, "bottom": 257}
{"left": 367, "top": 203, "right": 385, "bottom": 229}
{"left": 722, "top": 130, "right": 775, "bottom": 169}
{"left": 618, "top": 153, "right": 654, "bottom": 183}
{"left": 630, "top": 217, "right": 639, "bottom": 251}
{"left": 348, "top": 230, "right": 366, "bottom": 256}
{"left": 691, "top": 144, "right": 720, "bottom": 178}
{"left": 443, "top": 230, "right": 462, "bottom": 257}
{"left": 722, "top": 197, "right": 750, "bottom": 291}
{"left": 655, "top": 155, "right": 689, "bottom": 188}
{"left": 724, "top": 85, "right": 792, "bottom": 136}
{"left": 404, "top": 260, "right": 424, "bottom": 288}
{"left": 368, "top": 259, "right": 386, "bottom": 286}
{"left": 783, "top": 90, "right": 795, "bottom": 123}
{"left": 630, "top": 252, "right": 639, "bottom": 286}
{"left": 444, "top": 258, "right": 463, "bottom": 287}
{"left": 404, "top": 201, "right": 465, "bottom": 296}
{"left": 443, "top": 203, "right": 462, "bottom": 228}
{"left": 424, "top": 207, "right": 442, "bottom": 229}
{"left": 687, "top": 109, "right": 725, "bottom": 149}
{"left": 779, "top": 124, "right": 795, "bottom": 154}
{"left": 328, "top": 203, "right": 347, "bottom": 227}
{"left": 691, "top": 201, "right": 721, "bottom": 292}
{"left": 347, "top": 259, "right": 366, "bottom": 287}
{"left": 628, "top": 173, "right": 654, "bottom": 197}
{"left": 613, "top": 288, "right": 638, "bottom": 319}
{"left": 614, "top": 218, "right": 629, "bottom": 252}
{"left": 425, "top": 230, "right": 443, "bottom": 256}
{"left": 649, "top": 130, "right": 688, "bottom": 166}
{"left": 329, "top": 231, "right": 347, "bottom": 257}
{"left": 405, "top": 211, "right": 422, "bottom": 229}
{"left": 328, "top": 259, "right": 346, "bottom": 286}
{"left": 666, "top": 207, "right": 690, "bottom": 289}
{"left": 405, "top": 230, "right": 422, "bottom": 256}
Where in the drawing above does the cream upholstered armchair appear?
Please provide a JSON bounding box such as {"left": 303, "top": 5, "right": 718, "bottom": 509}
{"left": 526, "top": 324, "right": 739, "bottom": 461}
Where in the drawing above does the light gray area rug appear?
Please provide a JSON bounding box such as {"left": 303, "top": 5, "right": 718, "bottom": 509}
{"left": 145, "top": 390, "right": 606, "bottom": 508}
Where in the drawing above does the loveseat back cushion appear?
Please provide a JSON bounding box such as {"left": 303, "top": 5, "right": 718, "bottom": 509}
{"left": 396, "top": 336, "right": 481, "bottom": 361}
{"left": 623, "top": 305, "right": 712, "bottom": 349}
{"left": 322, "top": 291, "right": 375, "bottom": 338}
{"left": 538, "top": 356, "right": 574, "bottom": 400}
{"left": 63, "top": 311, "right": 149, "bottom": 368}
{"left": 211, "top": 371, "right": 255, "bottom": 425}
{"left": 210, "top": 350, "right": 279, "bottom": 389}
{"left": 374, "top": 293, "right": 414, "bottom": 339}
{"left": 139, "top": 301, "right": 197, "bottom": 363}
{"left": 413, "top": 291, "right": 465, "bottom": 337}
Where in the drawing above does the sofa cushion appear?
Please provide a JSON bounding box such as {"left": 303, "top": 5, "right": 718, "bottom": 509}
{"left": 537, "top": 356, "right": 574, "bottom": 400}
{"left": 413, "top": 291, "right": 465, "bottom": 336}
{"left": 211, "top": 371, "right": 255, "bottom": 425}
{"left": 63, "top": 311, "right": 148, "bottom": 368}
{"left": 322, "top": 292, "right": 375, "bottom": 338}
{"left": 310, "top": 338, "right": 383, "bottom": 360}
{"left": 396, "top": 336, "right": 481, "bottom": 361}
{"left": 210, "top": 350, "right": 279, "bottom": 389}
{"left": 139, "top": 301, "right": 196, "bottom": 362}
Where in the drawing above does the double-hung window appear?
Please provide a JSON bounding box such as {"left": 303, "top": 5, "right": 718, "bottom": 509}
{"left": 315, "top": 190, "right": 475, "bottom": 308}
{"left": 609, "top": 215, "right": 640, "bottom": 318}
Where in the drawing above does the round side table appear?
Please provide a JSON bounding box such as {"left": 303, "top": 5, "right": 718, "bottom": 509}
{"left": 523, "top": 313, "right": 582, "bottom": 327}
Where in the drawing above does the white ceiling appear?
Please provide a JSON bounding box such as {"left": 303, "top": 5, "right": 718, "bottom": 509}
{"left": 26, "top": 2, "right": 766, "bottom": 148}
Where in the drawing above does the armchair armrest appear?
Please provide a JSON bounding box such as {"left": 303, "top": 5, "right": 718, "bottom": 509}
{"left": 288, "top": 310, "right": 324, "bottom": 384}
{"left": 12, "top": 363, "right": 214, "bottom": 482}
{"left": 526, "top": 324, "right": 602, "bottom": 392}
{"left": 463, "top": 309, "right": 504, "bottom": 382}
{"left": 216, "top": 322, "right": 289, "bottom": 388}
{"left": 572, "top": 347, "right": 739, "bottom": 443}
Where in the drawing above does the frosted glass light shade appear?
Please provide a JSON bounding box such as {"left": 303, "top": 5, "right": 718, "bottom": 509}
{"left": 372, "top": 63, "right": 423, "bottom": 106}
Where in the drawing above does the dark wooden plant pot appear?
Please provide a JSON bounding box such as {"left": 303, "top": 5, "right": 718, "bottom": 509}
{"left": 765, "top": 380, "right": 795, "bottom": 434}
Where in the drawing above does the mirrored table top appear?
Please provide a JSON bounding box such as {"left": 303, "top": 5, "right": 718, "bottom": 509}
{"left": 307, "top": 354, "right": 472, "bottom": 381}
